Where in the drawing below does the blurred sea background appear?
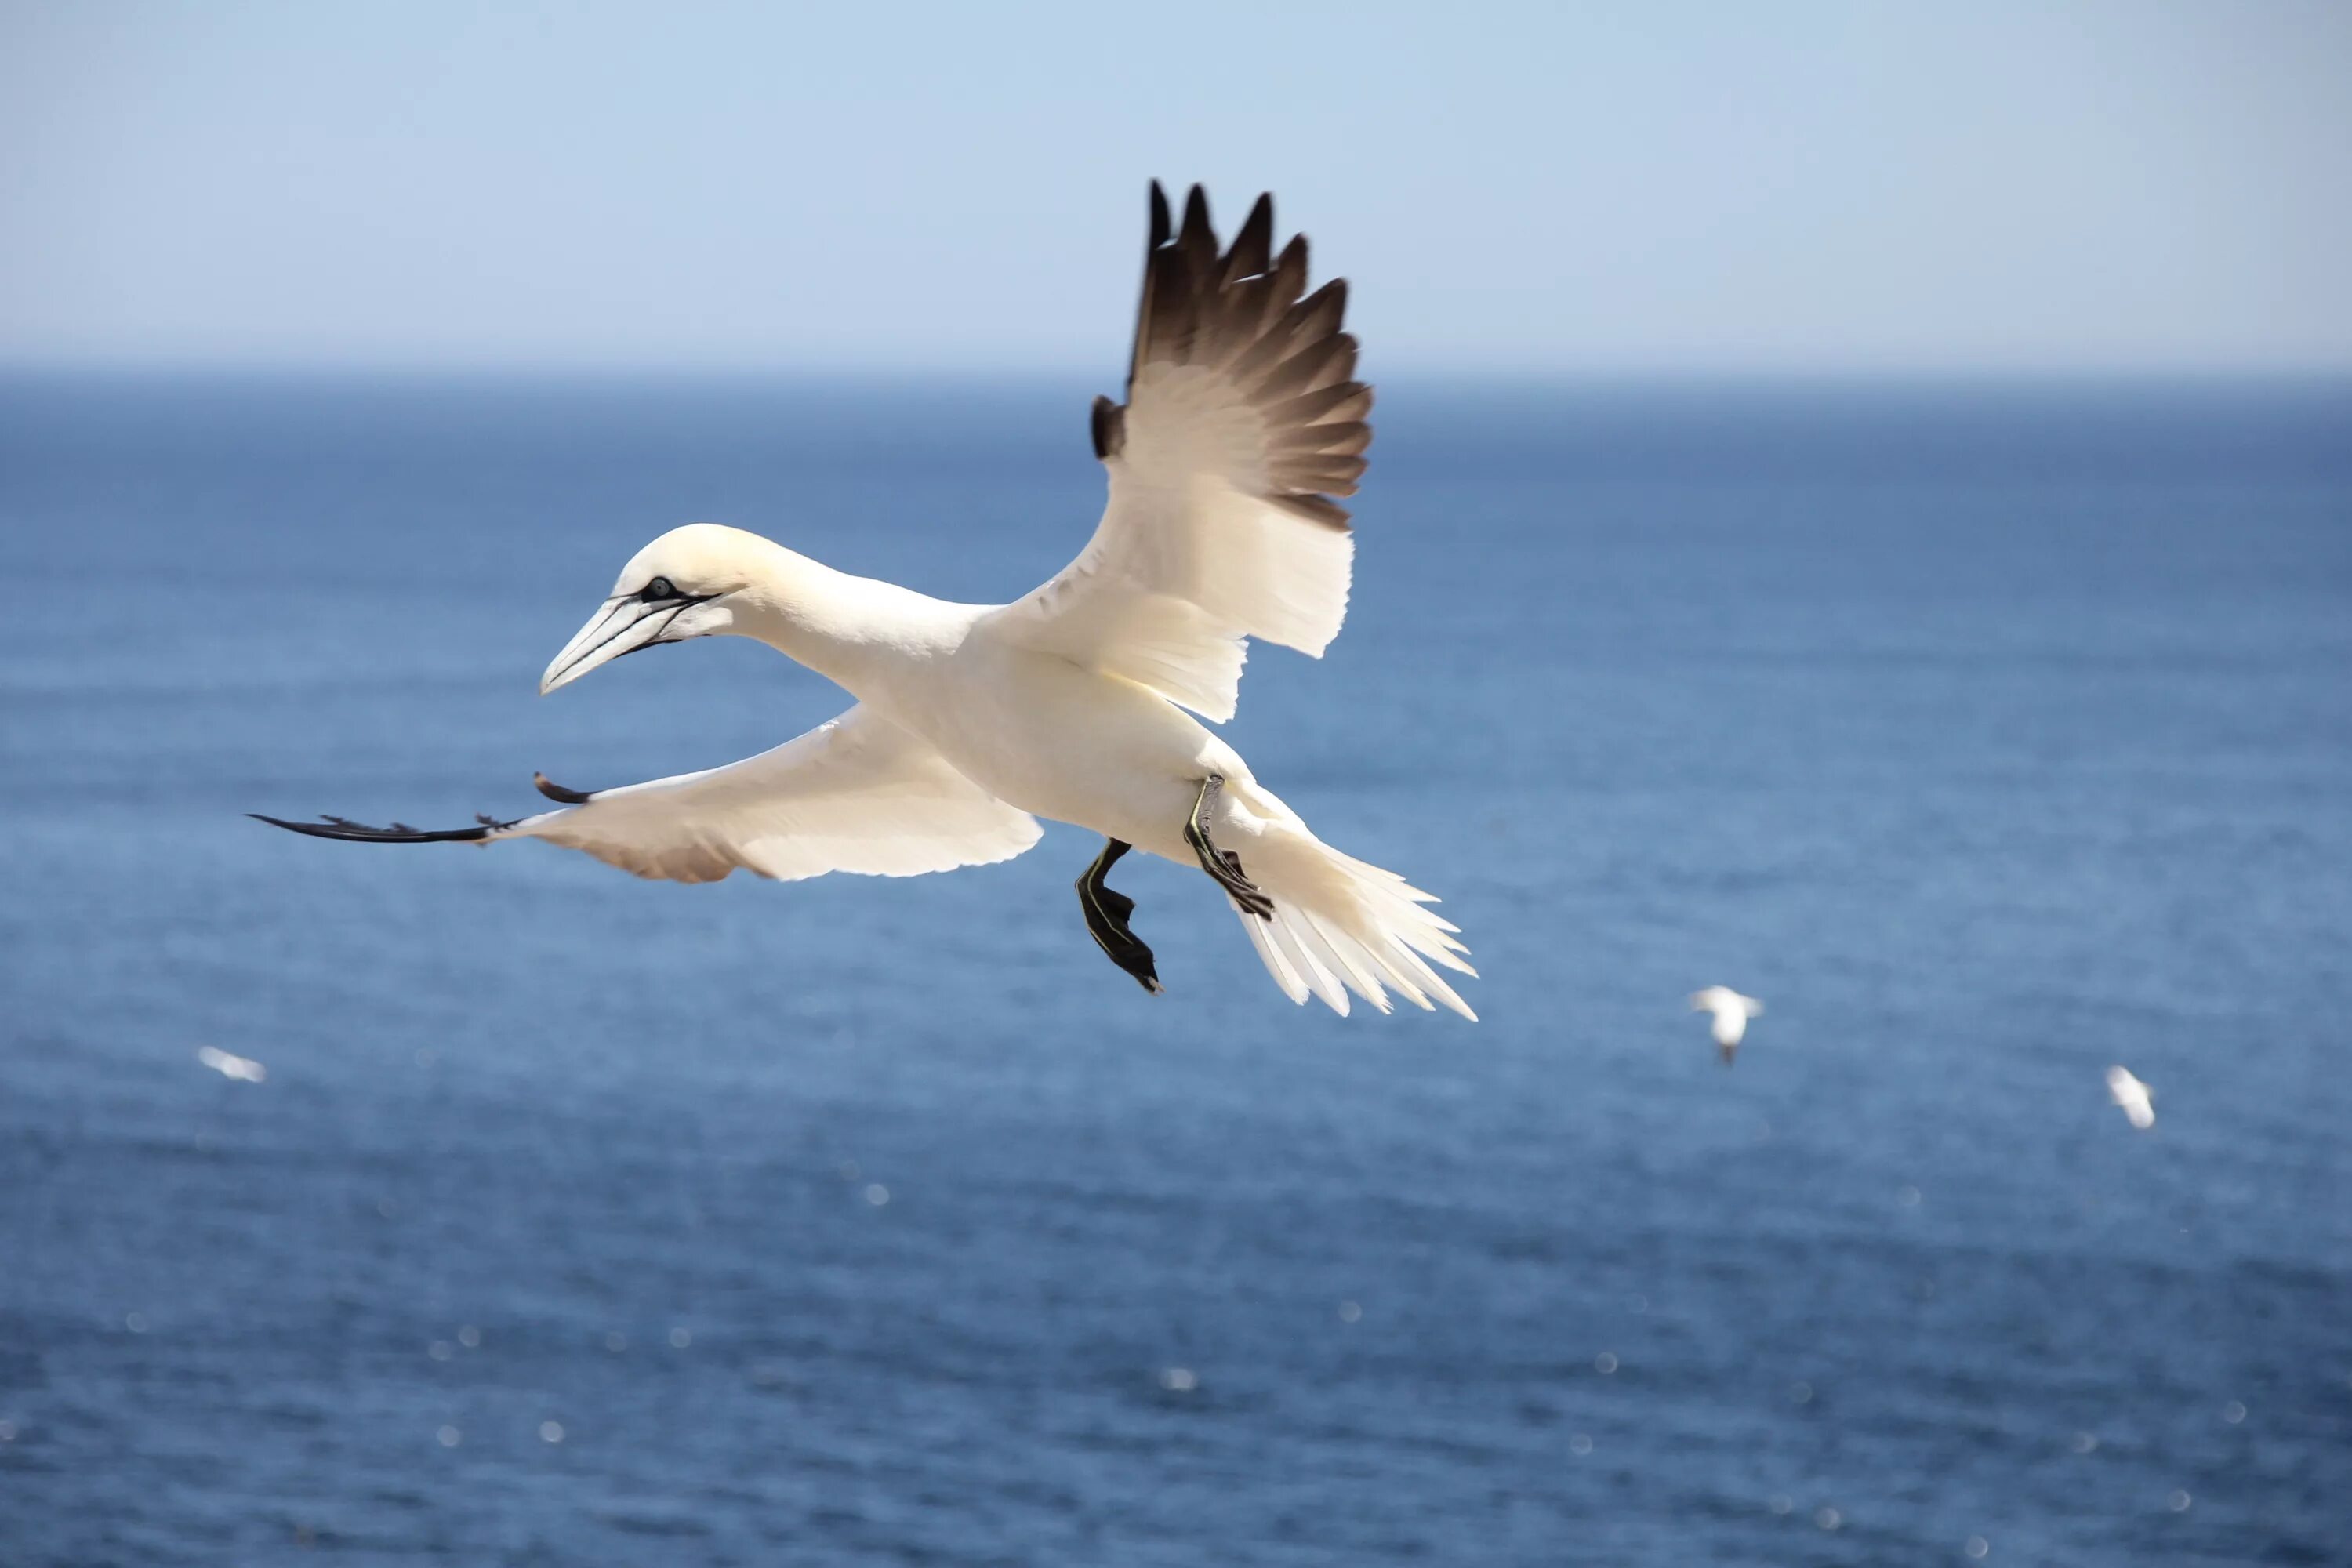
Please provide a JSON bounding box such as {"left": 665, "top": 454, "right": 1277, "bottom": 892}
{"left": 2, "top": 372, "right": 2348, "bottom": 1566}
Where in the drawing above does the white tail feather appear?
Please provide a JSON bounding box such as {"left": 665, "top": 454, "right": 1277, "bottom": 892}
{"left": 1231, "top": 826, "right": 1477, "bottom": 1021}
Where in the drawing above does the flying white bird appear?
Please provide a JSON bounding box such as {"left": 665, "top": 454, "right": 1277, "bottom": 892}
{"left": 255, "top": 184, "right": 1475, "bottom": 1018}
{"left": 2106, "top": 1065, "right": 2154, "bottom": 1130}
{"left": 196, "top": 1046, "right": 267, "bottom": 1083}
{"left": 1689, "top": 986, "right": 1762, "bottom": 1064}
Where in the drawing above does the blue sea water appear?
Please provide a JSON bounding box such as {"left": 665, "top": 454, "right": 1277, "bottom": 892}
{"left": 2, "top": 373, "right": 2348, "bottom": 1566}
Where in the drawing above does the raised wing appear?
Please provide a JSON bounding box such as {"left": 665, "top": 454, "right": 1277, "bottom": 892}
{"left": 253, "top": 705, "right": 1042, "bottom": 884}
{"left": 987, "top": 183, "right": 1368, "bottom": 723}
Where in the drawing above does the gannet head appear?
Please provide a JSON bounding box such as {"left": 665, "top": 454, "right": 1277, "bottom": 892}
{"left": 539, "top": 524, "right": 766, "bottom": 694}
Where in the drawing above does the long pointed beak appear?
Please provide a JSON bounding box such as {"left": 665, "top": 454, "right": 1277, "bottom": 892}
{"left": 541, "top": 597, "right": 673, "bottom": 695}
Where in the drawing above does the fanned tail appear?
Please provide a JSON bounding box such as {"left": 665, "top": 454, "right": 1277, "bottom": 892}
{"left": 1232, "top": 825, "right": 1476, "bottom": 1021}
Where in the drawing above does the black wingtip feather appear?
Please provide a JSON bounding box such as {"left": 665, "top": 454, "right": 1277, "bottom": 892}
{"left": 249, "top": 811, "right": 508, "bottom": 844}
{"left": 1148, "top": 181, "right": 1171, "bottom": 250}
{"left": 1174, "top": 186, "right": 1218, "bottom": 281}
{"left": 1276, "top": 233, "right": 1308, "bottom": 282}
{"left": 1269, "top": 494, "right": 1353, "bottom": 531}
{"left": 532, "top": 771, "right": 594, "bottom": 804}
{"left": 1103, "top": 184, "right": 1368, "bottom": 531}
{"left": 1221, "top": 194, "right": 1275, "bottom": 284}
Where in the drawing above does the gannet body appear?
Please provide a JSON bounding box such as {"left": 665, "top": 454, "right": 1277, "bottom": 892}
{"left": 257, "top": 184, "right": 1476, "bottom": 1019}
{"left": 1690, "top": 985, "right": 1762, "bottom": 1064}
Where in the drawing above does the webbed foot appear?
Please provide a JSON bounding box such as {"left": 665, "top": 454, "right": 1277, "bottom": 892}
{"left": 1076, "top": 837, "right": 1163, "bottom": 994}
{"left": 1184, "top": 775, "right": 1273, "bottom": 919}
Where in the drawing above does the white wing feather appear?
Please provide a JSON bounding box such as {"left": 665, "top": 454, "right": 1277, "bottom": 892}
{"left": 988, "top": 184, "right": 1367, "bottom": 723}
{"left": 507, "top": 705, "right": 1040, "bottom": 884}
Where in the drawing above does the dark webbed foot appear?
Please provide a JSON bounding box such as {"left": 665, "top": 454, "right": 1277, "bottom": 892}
{"left": 1076, "top": 838, "right": 1163, "bottom": 994}
{"left": 1185, "top": 775, "right": 1274, "bottom": 919}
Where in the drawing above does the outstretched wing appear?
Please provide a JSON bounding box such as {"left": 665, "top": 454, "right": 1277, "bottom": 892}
{"left": 985, "top": 182, "right": 1368, "bottom": 723}
{"left": 253, "top": 705, "right": 1042, "bottom": 885}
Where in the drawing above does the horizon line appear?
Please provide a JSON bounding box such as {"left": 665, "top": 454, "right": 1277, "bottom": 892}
{"left": 5, "top": 357, "right": 2351, "bottom": 387}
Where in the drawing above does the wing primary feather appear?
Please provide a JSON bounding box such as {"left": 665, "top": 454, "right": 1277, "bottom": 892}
{"left": 1255, "top": 332, "right": 1358, "bottom": 401}
{"left": 250, "top": 812, "right": 510, "bottom": 844}
{"left": 1218, "top": 280, "right": 1348, "bottom": 387}
{"left": 1283, "top": 278, "right": 1349, "bottom": 344}
{"left": 1127, "top": 260, "right": 1160, "bottom": 387}
{"left": 1203, "top": 274, "right": 1278, "bottom": 368}
{"left": 1229, "top": 234, "right": 1312, "bottom": 354}
{"left": 1267, "top": 236, "right": 1309, "bottom": 309}
{"left": 1221, "top": 193, "right": 1274, "bottom": 284}
{"left": 1268, "top": 494, "right": 1353, "bottom": 532}
{"left": 1272, "top": 419, "right": 1371, "bottom": 456}
{"left": 1128, "top": 185, "right": 1175, "bottom": 384}
{"left": 1305, "top": 334, "right": 1362, "bottom": 395}
{"left": 1266, "top": 381, "right": 1374, "bottom": 428}
{"left": 1275, "top": 454, "right": 1368, "bottom": 492}
{"left": 1149, "top": 249, "right": 1204, "bottom": 365}
{"left": 1178, "top": 185, "right": 1217, "bottom": 276}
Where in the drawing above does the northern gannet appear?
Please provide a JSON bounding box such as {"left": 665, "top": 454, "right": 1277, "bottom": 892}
{"left": 256, "top": 184, "right": 1475, "bottom": 1018}
{"left": 196, "top": 1046, "right": 267, "bottom": 1083}
{"left": 2105, "top": 1065, "right": 2154, "bottom": 1129}
{"left": 1689, "top": 985, "right": 1762, "bottom": 1064}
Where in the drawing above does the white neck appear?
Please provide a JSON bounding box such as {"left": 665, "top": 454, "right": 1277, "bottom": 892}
{"left": 719, "top": 538, "right": 971, "bottom": 696}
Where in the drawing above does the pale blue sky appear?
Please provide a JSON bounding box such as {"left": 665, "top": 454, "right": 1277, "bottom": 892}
{"left": 4, "top": 1, "right": 2347, "bottom": 372}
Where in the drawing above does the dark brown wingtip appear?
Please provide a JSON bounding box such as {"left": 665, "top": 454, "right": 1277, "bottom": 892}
{"left": 1222, "top": 194, "right": 1274, "bottom": 283}
{"left": 1112, "top": 184, "right": 1369, "bottom": 520}
{"left": 249, "top": 811, "right": 504, "bottom": 844}
{"left": 1274, "top": 233, "right": 1308, "bottom": 289}
{"left": 1176, "top": 185, "right": 1217, "bottom": 274}
{"left": 1180, "top": 184, "right": 1211, "bottom": 239}
{"left": 532, "top": 771, "right": 594, "bottom": 804}
{"left": 1147, "top": 180, "right": 1171, "bottom": 250}
{"left": 1269, "top": 494, "right": 1353, "bottom": 532}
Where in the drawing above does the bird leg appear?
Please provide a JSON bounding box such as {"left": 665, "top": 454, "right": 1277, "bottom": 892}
{"left": 1076, "top": 838, "right": 1163, "bottom": 994}
{"left": 1185, "top": 775, "right": 1274, "bottom": 919}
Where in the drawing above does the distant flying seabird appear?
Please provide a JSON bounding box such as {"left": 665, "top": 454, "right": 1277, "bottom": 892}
{"left": 256, "top": 183, "right": 1475, "bottom": 1018}
{"left": 2106, "top": 1065, "right": 2154, "bottom": 1130}
{"left": 1690, "top": 986, "right": 1762, "bottom": 1064}
{"left": 197, "top": 1046, "right": 267, "bottom": 1083}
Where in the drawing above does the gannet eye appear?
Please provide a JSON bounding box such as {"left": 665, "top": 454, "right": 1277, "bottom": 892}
{"left": 641, "top": 576, "right": 677, "bottom": 602}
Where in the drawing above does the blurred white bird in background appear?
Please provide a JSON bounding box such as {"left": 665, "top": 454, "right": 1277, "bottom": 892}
{"left": 196, "top": 1047, "right": 267, "bottom": 1083}
{"left": 1690, "top": 986, "right": 1763, "bottom": 1065}
{"left": 2106, "top": 1065, "right": 2154, "bottom": 1130}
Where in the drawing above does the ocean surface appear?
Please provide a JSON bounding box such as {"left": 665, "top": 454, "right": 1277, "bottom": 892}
{"left": 2, "top": 373, "right": 2348, "bottom": 1567}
